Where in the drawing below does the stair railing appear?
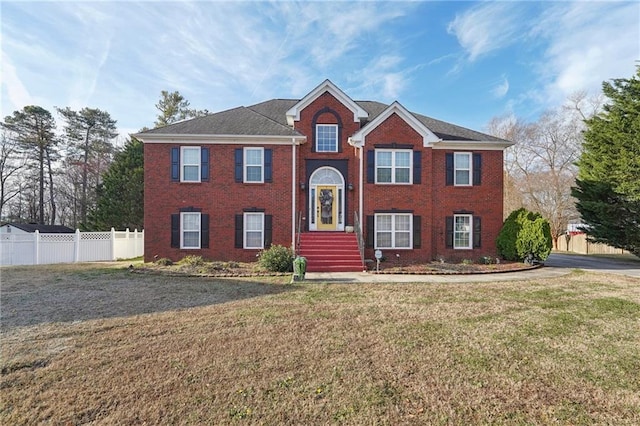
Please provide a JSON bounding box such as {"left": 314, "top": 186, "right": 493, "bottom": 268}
{"left": 296, "top": 211, "right": 303, "bottom": 255}
{"left": 353, "top": 211, "right": 365, "bottom": 268}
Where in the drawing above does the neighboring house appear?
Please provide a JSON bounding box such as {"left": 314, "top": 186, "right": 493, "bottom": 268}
{"left": 135, "top": 80, "right": 513, "bottom": 270}
{"left": 0, "top": 223, "right": 74, "bottom": 234}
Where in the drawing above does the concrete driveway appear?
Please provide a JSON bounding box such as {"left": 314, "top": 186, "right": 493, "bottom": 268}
{"left": 544, "top": 253, "right": 640, "bottom": 278}
{"left": 304, "top": 253, "right": 640, "bottom": 283}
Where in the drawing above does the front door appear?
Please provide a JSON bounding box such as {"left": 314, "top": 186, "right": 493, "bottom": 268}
{"left": 316, "top": 185, "right": 337, "bottom": 231}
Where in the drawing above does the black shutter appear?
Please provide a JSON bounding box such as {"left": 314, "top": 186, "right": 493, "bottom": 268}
{"left": 264, "top": 214, "right": 273, "bottom": 248}
{"left": 473, "top": 216, "right": 481, "bottom": 248}
{"left": 201, "top": 147, "right": 210, "bottom": 182}
{"left": 234, "top": 149, "right": 243, "bottom": 182}
{"left": 337, "top": 127, "right": 342, "bottom": 153}
{"left": 445, "top": 153, "right": 454, "bottom": 186}
{"left": 413, "top": 216, "right": 421, "bottom": 249}
{"left": 473, "top": 153, "right": 482, "bottom": 186}
{"left": 366, "top": 150, "right": 375, "bottom": 183}
{"left": 171, "top": 214, "right": 180, "bottom": 248}
{"left": 366, "top": 215, "right": 375, "bottom": 248}
{"left": 445, "top": 216, "right": 454, "bottom": 248}
{"left": 413, "top": 151, "right": 422, "bottom": 184}
{"left": 235, "top": 214, "right": 243, "bottom": 248}
{"left": 264, "top": 149, "right": 273, "bottom": 183}
{"left": 171, "top": 147, "right": 180, "bottom": 181}
{"left": 201, "top": 214, "right": 210, "bottom": 248}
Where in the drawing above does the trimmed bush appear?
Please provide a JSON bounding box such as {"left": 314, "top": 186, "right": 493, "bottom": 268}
{"left": 497, "top": 208, "right": 552, "bottom": 263}
{"left": 258, "top": 245, "right": 294, "bottom": 273}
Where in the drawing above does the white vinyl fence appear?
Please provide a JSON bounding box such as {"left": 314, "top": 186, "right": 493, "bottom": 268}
{"left": 0, "top": 228, "right": 144, "bottom": 266}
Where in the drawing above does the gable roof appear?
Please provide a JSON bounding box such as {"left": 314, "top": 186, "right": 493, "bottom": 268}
{"left": 135, "top": 83, "right": 510, "bottom": 146}
{"left": 349, "top": 101, "right": 442, "bottom": 147}
{"left": 285, "top": 79, "right": 369, "bottom": 125}
{"left": 4, "top": 223, "right": 74, "bottom": 233}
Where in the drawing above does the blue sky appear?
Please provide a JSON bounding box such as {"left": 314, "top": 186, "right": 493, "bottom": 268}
{"left": 2, "top": 1, "right": 638, "bottom": 139}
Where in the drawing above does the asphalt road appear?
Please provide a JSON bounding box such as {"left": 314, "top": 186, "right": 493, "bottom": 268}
{"left": 544, "top": 253, "right": 640, "bottom": 278}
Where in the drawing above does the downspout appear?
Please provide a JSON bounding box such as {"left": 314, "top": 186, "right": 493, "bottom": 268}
{"left": 358, "top": 144, "right": 363, "bottom": 230}
{"left": 291, "top": 138, "right": 297, "bottom": 250}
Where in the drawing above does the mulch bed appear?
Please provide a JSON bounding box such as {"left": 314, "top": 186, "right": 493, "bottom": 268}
{"left": 371, "top": 260, "right": 539, "bottom": 275}
{"left": 132, "top": 260, "right": 538, "bottom": 277}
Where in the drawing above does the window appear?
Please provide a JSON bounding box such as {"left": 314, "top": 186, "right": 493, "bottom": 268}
{"left": 376, "top": 150, "right": 412, "bottom": 184}
{"left": 375, "top": 213, "right": 412, "bottom": 249}
{"left": 244, "top": 148, "right": 263, "bottom": 183}
{"left": 316, "top": 124, "right": 338, "bottom": 152}
{"left": 180, "top": 147, "right": 201, "bottom": 182}
{"left": 454, "top": 152, "right": 472, "bottom": 186}
{"left": 243, "top": 212, "right": 264, "bottom": 249}
{"left": 454, "top": 214, "right": 472, "bottom": 249}
{"left": 181, "top": 212, "right": 201, "bottom": 249}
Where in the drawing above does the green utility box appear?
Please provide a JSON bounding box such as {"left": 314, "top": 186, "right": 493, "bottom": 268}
{"left": 293, "top": 256, "right": 307, "bottom": 281}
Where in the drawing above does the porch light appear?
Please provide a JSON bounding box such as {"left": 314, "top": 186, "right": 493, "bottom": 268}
{"left": 300, "top": 182, "right": 306, "bottom": 190}
{"left": 348, "top": 183, "right": 354, "bottom": 191}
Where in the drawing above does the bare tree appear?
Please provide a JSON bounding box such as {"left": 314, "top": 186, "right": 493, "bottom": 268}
{"left": 487, "top": 92, "right": 601, "bottom": 246}
{"left": 0, "top": 130, "right": 25, "bottom": 219}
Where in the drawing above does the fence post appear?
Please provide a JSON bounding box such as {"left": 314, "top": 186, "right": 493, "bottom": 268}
{"left": 111, "top": 227, "right": 116, "bottom": 260}
{"left": 34, "top": 230, "right": 40, "bottom": 265}
{"left": 133, "top": 228, "right": 138, "bottom": 258}
{"left": 74, "top": 229, "right": 81, "bottom": 262}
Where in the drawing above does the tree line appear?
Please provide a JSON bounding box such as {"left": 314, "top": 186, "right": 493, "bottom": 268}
{"left": 0, "top": 91, "right": 204, "bottom": 230}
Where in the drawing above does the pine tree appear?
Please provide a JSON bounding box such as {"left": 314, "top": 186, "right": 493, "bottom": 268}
{"left": 572, "top": 67, "right": 640, "bottom": 256}
{"left": 88, "top": 137, "right": 143, "bottom": 231}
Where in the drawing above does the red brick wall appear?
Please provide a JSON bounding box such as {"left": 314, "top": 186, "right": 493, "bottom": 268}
{"left": 294, "top": 92, "right": 361, "bottom": 228}
{"left": 144, "top": 143, "right": 293, "bottom": 262}
{"left": 362, "top": 113, "right": 434, "bottom": 263}
{"left": 144, "top": 91, "right": 507, "bottom": 265}
{"left": 430, "top": 149, "right": 504, "bottom": 261}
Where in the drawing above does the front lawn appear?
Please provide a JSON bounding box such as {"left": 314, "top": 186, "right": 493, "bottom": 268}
{"left": 1, "top": 264, "right": 639, "bottom": 424}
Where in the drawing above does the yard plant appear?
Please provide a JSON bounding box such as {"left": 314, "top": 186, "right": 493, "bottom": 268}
{"left": 1, "top": 263, "right": 639, "bottom": 425}
{"left": 497, "top": 207, "right": 553, "bottom": 263}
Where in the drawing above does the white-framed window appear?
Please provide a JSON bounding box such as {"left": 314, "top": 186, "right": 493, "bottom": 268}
{"left": 244, "top": 212, "right": 264, "bottom": 249}
{"left": 316, "top": 124, "right": 338, "bottom": 152}
{"left": 181, "top": 212, "right": 201, "bottom": 249}
{"left": 375, "top": 213, "right": 412, "bottom": 249}
{"left": 454, "top": 214, "right": 472, "bottom": 249}
{"left": 454, "top": 152, "right": 472, "bottom": 186}
{"left": 181, "top": 146, "right": 201, "bottom": 182}
{"left": 376, "top": 149, "right": 412, "bottom": 184}
{"left": 244, "top": 147, "right": 264, "bottom": 183}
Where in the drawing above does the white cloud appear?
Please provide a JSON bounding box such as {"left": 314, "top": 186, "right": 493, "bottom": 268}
{"left": 492, "top": 75, "right": 510, "bottom": 99}
{"left": 0, "top": 54, "right": 34, "bottom": 113}
{"left": 447, "top": 3, "right": 524, "bottom": 62}
{"left": 532, "top": 2, "right": 639, "bottom": 105}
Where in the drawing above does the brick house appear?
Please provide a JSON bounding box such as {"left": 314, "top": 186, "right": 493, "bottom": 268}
{"left": 135, "top": 80, "right": 512, "bottom": 271}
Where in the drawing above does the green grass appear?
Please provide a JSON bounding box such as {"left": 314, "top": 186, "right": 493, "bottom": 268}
{"left": 1, "top": 266, "right": 639, "bottom": 425}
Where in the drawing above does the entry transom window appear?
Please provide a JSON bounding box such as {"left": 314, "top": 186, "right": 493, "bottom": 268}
{"left": 244, "top": 148, "right": 264, "bottom": 183}
{"left": 376, "top": 150, "right": 412, "bottom": 184}
{"left": 181, "top": 212, "right": 201, "bottom": 249}
{"left": 316, "top": 124, "right": 338, "bottom": 152}
{"left": 454, "top": 153, "right": 472, "bottom": 186}
{"left": 375, "top": 213, "right": 412, "bottom": 249}
{"left": 454, "top": 214, "right": 472, "bottom": 249}
{"left": 181, "top": 147, "right": 201, "bottom": 182}
{"left": 244, "top": 212, "right": 264, "bottom": 249}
